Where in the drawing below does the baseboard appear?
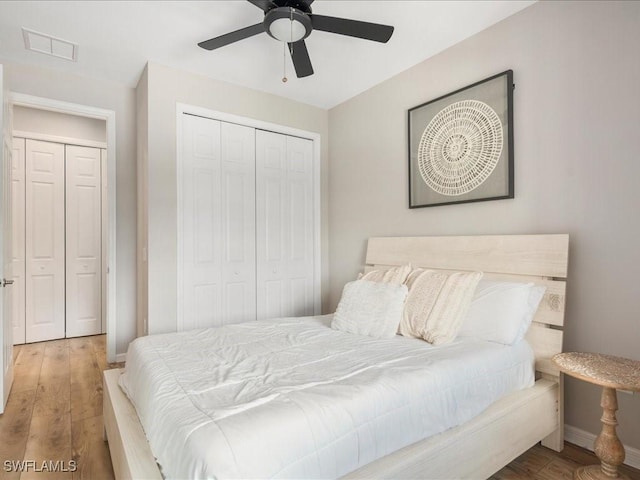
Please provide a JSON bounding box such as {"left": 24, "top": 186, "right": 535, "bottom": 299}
{"left": 565, "top": 424, "right": 640, "bottom": 470}
{"left": 115, "top": 353, "right": 127, "bottom": 363}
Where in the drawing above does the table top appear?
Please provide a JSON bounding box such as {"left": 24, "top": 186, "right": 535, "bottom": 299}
{"left": 552, "top": 352, "right": 640, "bottom": 391}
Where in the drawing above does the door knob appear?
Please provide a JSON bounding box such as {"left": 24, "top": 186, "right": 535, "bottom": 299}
{"left": 1, "top": 278, "right": 14, "bottom": 287}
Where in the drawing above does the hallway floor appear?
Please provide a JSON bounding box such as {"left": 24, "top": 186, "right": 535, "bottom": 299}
{"left": 0, "top": 336, "right": 121, "bottom": 479}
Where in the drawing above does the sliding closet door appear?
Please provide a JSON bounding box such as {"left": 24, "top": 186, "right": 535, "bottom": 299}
{"left": 10, "top": 138, "right": 25, "bottom": 345}
{"left": 181, "top": 115, "right": 256, "bottom": 330}
{"left": 25, "top": 139, "right": 65, "bottom": 343}
{"left": 256, "top": 131, "right": 315, "bottom": 319}
{"left": 65, "top": 145, "right": 102, "bottom": 337}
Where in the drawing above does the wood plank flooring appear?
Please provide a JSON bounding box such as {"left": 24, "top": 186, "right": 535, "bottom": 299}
{"left": 492, "top": 442, "right": 640, "bottom": 480}
{"left": 1, "top": 334, "right": 639, "bottom": 479}
{"left": 0, "top": 336, "right": 121, "bottom": 480}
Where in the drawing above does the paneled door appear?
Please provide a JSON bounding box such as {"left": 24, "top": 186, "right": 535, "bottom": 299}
{"left": 256, "top": 131, "right": 315, "bottom": 319}
{"left": 0, "top": 64, "right": 14, "bottom": 413}
{"left": 11, "top": 138, "right": 25, "bottom": 345}
{"left": 219, "top": 122, "right": 256, "bottom": 325}
{"left": 182, "top": 114, "right": 222, "bottom": 330}
{"left": 179, "top": 113, "right": 317, "bottom": 331}
{"left": 101, "top": 149, "right": 107, "bottom": 334}
{"left": 25, "top": 139, "right": 65, "bottom": 343}
{"left": 180, "top": 114, "right": 256, "bottom": 330}
{"left": 65, "top": 145, "right": 102, "bottom": 337}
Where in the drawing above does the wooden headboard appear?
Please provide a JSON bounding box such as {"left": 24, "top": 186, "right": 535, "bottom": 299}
{"left": 365, "top": 234, "right": 569, "bottom": 378}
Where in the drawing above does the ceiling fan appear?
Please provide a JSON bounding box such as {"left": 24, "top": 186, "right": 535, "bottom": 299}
{"left": 198, "top": 0, "right": 394, "bottom": 78}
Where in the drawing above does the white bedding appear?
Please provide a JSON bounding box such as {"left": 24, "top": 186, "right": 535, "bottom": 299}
{"left": 119, "top": 314, "right": 534, "bottom": 479}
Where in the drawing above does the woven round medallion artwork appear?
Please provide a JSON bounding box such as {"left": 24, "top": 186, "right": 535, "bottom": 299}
{"left": 418, "top": 100, "right": 503, "bottom": 196}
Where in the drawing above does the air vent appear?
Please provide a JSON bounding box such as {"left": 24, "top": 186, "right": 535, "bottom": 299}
{"left": 22, "top": 27, "right": 78, "bottom": 61}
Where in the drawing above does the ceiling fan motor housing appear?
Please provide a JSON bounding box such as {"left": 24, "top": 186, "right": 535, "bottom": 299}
{"left": 265, "top": 7, "right": 313, "bottom": 42}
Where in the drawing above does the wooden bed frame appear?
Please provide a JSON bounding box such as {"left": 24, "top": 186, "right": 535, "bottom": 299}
{"left": 103, "top": 234, "right": 569, "bottom": 479}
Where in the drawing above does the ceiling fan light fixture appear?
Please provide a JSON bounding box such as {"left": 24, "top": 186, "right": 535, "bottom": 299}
{"left": 269, "top": 18, "right": 305, "bottom": 42}
{"left": 265, "top": 7, "right": 312, "bottom": 43}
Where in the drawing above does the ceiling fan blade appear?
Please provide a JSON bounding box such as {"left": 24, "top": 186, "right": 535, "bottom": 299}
{"left": 247, "top": 0, "right": 277, "bottom": 12}
{"left": 288, "top": 40, "right": 314, "bottom": 78}
{"left": 198, "top": 23, "right": 265, "bottom": 51}
{"left": 310, "top": 15, "right": 394, "bottom": 43}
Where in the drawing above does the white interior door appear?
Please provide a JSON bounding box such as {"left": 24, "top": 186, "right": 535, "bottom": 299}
{"left": 220, "top": 121, "right": 256, "bottom": 325}
{"left": 65, "top": 145, "right": 102, "bottom": 338}
{"left": 180, "top": 115, "right": 256, "bottom": 330}
{"left": 0, "top": 64, "right": 15, "bottom": 413}
{"left": 11, "top": 137, "right": 25, "bottom": 345}
{"left": 25, "top": 139, "right": 65, "bottom": 343}
{"left": 101, "top": 149, "right": 107, "bottom": 334}
{"left": 284, "top": 135, "right": 315, "bottom": 316}
{"left": 256, "top": 131, "right": 315, "bottom": 319}
{"left": 182, "top": 114, "right": 223, "bottom": 330}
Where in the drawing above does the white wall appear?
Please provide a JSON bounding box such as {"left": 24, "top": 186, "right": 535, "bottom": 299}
{"left": 140, "top": 62, "right": 330, "bottom": 335}
{"left": 328, "top": 1, "right": 640, "bottom": 450}
{"left": 14, "top": 105, "right": 106, "bottom": 143}
{"left": 4, "top": 61, "right": 137, "bottom": 356}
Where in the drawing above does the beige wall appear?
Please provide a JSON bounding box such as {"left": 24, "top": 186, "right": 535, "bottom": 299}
{"left": 141, "top": 62, "right": 330, "bottom": 334}
{"left": 328, "top": 1, "right": 640, "bottom": 451}
{"left": 14, "top": 105, "right": 106, "bottom": 143}
{"left": 136, "top": 66, "right": 148, "bottom": 339}
{"left": 5, "top": 61, "right": 137, "bottom": 356}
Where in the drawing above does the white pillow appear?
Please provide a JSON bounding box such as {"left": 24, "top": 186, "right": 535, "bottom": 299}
{"left": 458, "top": 280, "right": 546, "bottom": 345}
{"left": 332, "top": 280, "right": 408, "bottom": 338}
{"left": 400, "top": 269, "right": 483, "bottom": 345}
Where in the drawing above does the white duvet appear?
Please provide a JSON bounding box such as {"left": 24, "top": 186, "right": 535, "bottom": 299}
{"left": 119, "top": 315, "right": 534, "bottom": 479}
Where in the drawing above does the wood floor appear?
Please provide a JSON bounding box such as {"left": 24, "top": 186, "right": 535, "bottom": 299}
{"left": 0, "top": 336, "right": 121, "bottom": 480}
{"left": 1, "top": 335, "right": 639, "bottom": 480}
{"left": 492, "top": 442, "right": 640, "bottom": 480}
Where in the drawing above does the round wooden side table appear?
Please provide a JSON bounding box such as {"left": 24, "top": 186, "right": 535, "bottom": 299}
{"left": 552, "top": 352, "right": 640, "bottom": 480}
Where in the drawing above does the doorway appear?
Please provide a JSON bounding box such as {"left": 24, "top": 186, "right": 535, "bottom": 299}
{"left": 13, "top": 135, "right": 106, "bottom": 343}
{"left": 10, "top": 94, "right": 117, "bottom": 361}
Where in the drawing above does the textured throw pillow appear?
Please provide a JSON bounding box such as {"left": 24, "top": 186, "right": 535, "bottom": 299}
{"left": 400, "top": 269, "right": 483, "bottom": 345}
{"left": 458, "top": 280, "right": 546, "bottom": 345}
{"left": 332, "top": 280, "right": 408, "bottom": 338}
{"left": 359, "top": 264, "right": 411, "bottom": 285}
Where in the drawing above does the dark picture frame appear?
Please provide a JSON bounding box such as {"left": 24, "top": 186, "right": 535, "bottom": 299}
{"left": 408, "top": 70, "right": 514, "bottom": 208}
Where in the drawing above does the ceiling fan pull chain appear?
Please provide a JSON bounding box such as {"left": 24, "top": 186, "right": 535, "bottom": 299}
{"left": 282, "top": 41, "right": 288, "bottom": 83}
{"left": 282, "top": 6, "right": 294, "bottom": 83}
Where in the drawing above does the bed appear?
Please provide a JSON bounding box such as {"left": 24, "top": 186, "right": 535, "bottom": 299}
{"left": 104, "top": 234, "right": 569, "bottom": 479}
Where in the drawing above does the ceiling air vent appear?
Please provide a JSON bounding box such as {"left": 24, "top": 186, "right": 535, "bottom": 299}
{"left": 22, "top": 27, "right": 78, "bottom": 61}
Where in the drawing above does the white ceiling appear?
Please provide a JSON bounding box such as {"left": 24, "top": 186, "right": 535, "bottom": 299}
{"left": 0, "top": 1, "right": 535, "bottom": 109}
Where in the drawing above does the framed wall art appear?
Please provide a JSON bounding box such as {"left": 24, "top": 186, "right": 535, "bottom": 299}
{"left": 408, "top": 70, "right": 514, "bottom": 208}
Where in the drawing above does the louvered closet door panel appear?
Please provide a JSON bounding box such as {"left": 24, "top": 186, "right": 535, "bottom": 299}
{"left": 11, "top": 138, "right": 25, "bottom": 345}
{"left": 182, "top": 114, "right": 223, "bottom": 330}
{"left": 65, "top": 145, "right": 102, "bottom": 338}
{"left": 220, "top": 122, "right": 256, "bottom": 324}
{"left": 256, "top": 131, "right": 314, "bottom": 320}
{"left": 25, "top": 140, "right": 65, "bottom": 343}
